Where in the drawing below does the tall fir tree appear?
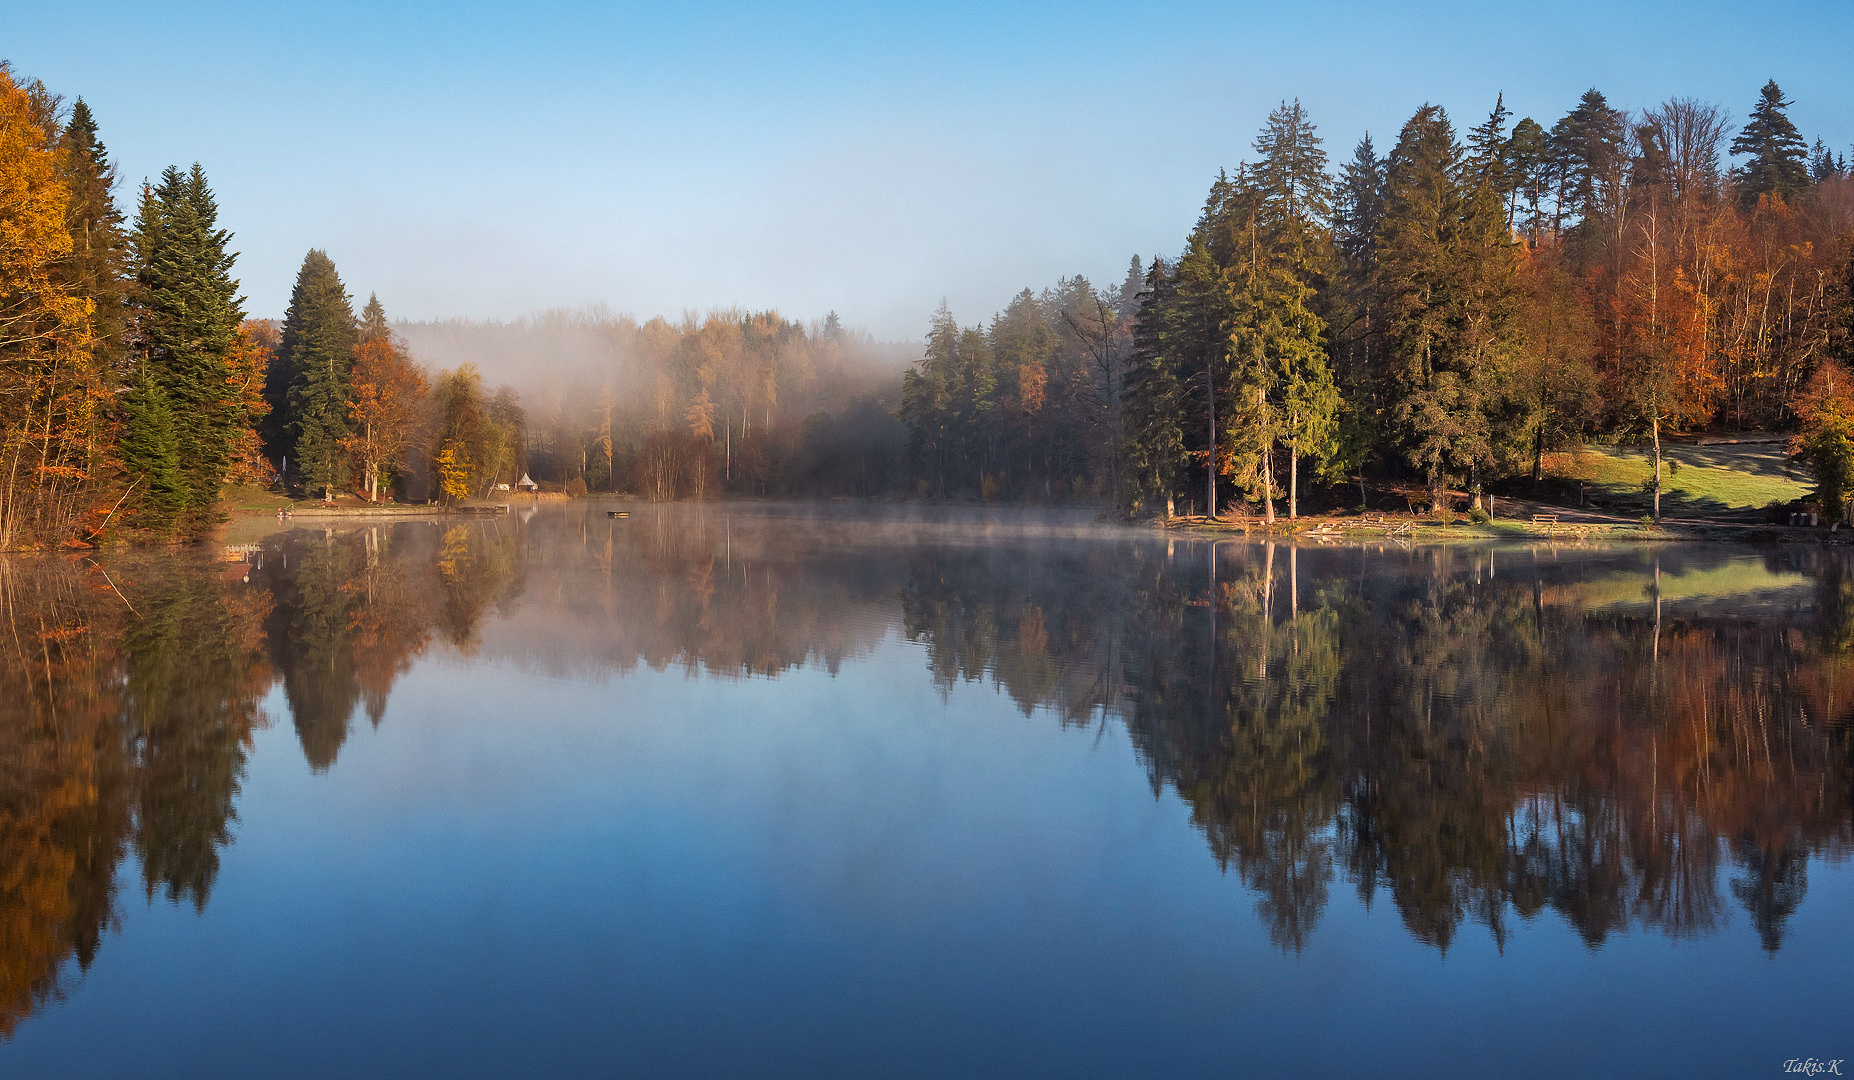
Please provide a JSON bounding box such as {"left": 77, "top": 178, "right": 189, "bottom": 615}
{"left": 1223, "top": 102, "right": 1341, "bottom": 519}
{"left": 1118, "top": 257, "right": 1187, "bottom": 515}
{"left": 1504, "top": 117, "right": 1550, "bottom": 238}
{"left": 1547, "top": 89, "right": 1626, "bottom": 239}
{"left": 1731, "top": 80, "right": 1810, "bottom": 205}
{"left": 278, "top": 250, "right": 358, "bottom": 499}
{"left": 1377, "top": 104, "right": 1523, "bottom": 507}
{"left": 57, "top": 98, "right": 129, "bottom": 375}
{"left": 130, "top": 164, "right": 245, "bottom": 531}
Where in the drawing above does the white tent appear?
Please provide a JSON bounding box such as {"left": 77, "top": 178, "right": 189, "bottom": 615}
{"left": 516, "top": 472, "right": 539, "bottom": 491}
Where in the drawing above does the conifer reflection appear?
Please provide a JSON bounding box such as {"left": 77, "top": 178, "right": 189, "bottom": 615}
{"left": 903, "top": 540, "right": 1854, "bottom": 955}
{"left": 0, "top": 554, "right": 271, "bottom": 1035}
{"left": 0, "top": 521, "right": 515, "bottom": 1033}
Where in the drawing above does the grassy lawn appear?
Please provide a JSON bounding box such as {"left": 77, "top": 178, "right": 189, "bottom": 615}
{"left": 219, "top": 484, "right": 297, "bottom": 513}
{"left": 1541, "top": 442, "right": 1812, "bottom": 516}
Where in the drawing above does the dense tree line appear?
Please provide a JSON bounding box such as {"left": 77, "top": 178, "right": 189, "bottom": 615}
{"left": 399, "top": 309, "right": 911, "bottom": 499}
{"left": 0, "top": 61, "right": 911, "bottom": 543}
{"left": 0, "top": 64, "right": 260, "bottom": 545}
{"left": 0, "top": 63, "right": 508, "bottom": 544}
{"left": 904, "top": 82, "right": 1854, "bottom": 520}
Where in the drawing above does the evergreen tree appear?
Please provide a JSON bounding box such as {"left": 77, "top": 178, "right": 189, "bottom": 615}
{"left": 1377, "top": 104, "right": 1523, "bottom": 508}
{"left": 359, "top": 291, "right": 390, "bottom": 343}
{"left": 1504, "top": 117, "right": 1550, "bottom": 238}
{"left": 57, "top": 98, "right": 129, "bottom": 373}
{"left": 131, "top": 164, "right": 245, "bottom": 530}
{"left": 117, "top": 374, "right": 186, "bottom": 532}
{"left": 1547, "top": 89, "right": 1626, "bottom": 238}
{"left": 1732, "top": 81, "right": 1811, "bottom": 204}
{"left": 989, "top": 287, "right": 1058, "bottom": 492}
{"left": 279, "top": 250, "right": 358, "bottom": 499}
{"left": 1335, "top": 136, "right": 1386, "bottom": 269}
{"left": 1119, "top": 258, "right": 1186, "bottom": 515}
{"left": 1116, "top": 255, "right": 1144, "bottom": 323}
{"left": 1465, "top": 94, "right": 1512, "bottom": 196}
{"left": 899, "top": 303, "right": 958, "bottom": 495}
{"left": 1331, "top": 135, "right": 1389, "bottom": 471}
{"left": 1220, "top": 102, "right": 1341, "bottom": 520}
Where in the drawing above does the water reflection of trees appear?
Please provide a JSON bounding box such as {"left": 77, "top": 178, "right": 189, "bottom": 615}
{"left": 0, "top": 521, "right": 518, "bottom": 1034}
{"left": 0, "top": 553, "right": 272, "bottom": 1036}
{"left": 903, "top": 541, "right": 1854, "bottom": 955}
{"left": 255, "top": 524, "right": 521, "bottom": 769}
{"left": 6, "top": 519, "right": 1854, "bottom": 1035}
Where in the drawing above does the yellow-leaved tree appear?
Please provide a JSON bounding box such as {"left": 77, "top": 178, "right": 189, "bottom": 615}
{"left": 0, "top": 65, "right": 98, "bottom": 548}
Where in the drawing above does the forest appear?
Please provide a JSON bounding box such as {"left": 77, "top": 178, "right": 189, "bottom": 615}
{"left": 902, "top": 84, "right": 1854, "bottom": 520}
{"left": 0, "top": 61, "right": 910, "bottom": 549}
{"left": 4, "top": 57, "right": 1854, "bottom": 547}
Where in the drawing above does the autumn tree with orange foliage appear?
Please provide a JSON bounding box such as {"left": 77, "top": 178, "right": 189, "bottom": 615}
{"left": 343, "top": 335, "right": 428, "bottom": 502}
{"left": 223, "top": 319, "right": 275, "bottom": 486}
{"left": 0, "top": 65, "right": 103, "bottom": 548}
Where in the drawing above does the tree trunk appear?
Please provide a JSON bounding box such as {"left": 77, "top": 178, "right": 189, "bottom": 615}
{"left": 1652, "top": 413, "right": 1662, "bottom": 522}
{"left": 1205, "top": 359, "right": 1217, "bottom": 520}
{"left": 1532, "top": 399, "right": 1546, "bottom": 483}
{"left": 1289, "top": 435, "right": 1299, "bottom": 520}
{"left": 1262, "top": 440, "right": 1276, "bottom": 524}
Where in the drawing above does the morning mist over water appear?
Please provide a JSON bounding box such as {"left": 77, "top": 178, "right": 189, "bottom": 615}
{"left": 3, "top": 505, "right": 1852, "bottom": 1076}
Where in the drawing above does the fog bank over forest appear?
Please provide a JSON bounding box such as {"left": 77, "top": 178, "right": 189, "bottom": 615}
{"left": 394, "top": 306, "right": 916, "bottom": 396}
{"left": 391, "top": 307, "right": 919, "bottom": 497}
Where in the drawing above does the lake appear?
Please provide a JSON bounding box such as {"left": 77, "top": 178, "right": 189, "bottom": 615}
{"left": 2, "top": 503, "right": 1849, "bottom": 1078}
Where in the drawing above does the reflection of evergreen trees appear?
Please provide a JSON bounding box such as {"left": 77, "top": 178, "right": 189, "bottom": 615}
{"left": 0, "top": 522, "right": 517, "bottom": 1032}
{"left": 124, "top": 569, "right": 273, "bottom": 908}
{"left": 902, "top": 540, "right": 1854, "bottom": 954}
{"left": 0, "top": 554, "right": 270, "bottom": 1035}
{"left": 6, "top": 517, "right": 1854, "bottom": 1036}
{"left": 254, "top": 523, "right": 519, "bottom": 769}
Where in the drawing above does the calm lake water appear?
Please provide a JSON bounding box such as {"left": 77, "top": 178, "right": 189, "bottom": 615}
{"left": 2, "top": 504, "right": 1850, "bottom": 1077}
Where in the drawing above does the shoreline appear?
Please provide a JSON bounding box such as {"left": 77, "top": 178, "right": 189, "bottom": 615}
{"left": 1152, "top": 514, "right": 1850, "bottom": 544}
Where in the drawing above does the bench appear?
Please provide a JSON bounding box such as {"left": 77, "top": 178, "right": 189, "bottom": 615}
{"left": 1531, "top": 514, "right": 1560, "bottom": 525}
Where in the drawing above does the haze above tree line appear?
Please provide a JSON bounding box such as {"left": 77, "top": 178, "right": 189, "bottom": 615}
{"left": 3, "top": 59, "right": 1852, "bottom": 547}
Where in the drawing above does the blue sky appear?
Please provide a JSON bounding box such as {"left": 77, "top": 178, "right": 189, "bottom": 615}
{"left": 11, "top": 1, "right": 1852, "bottom": 339}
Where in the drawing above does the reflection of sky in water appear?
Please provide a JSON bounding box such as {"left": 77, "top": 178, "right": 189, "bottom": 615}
{"left": 3, "top": 507, "right": 1850, "bottom": 1077}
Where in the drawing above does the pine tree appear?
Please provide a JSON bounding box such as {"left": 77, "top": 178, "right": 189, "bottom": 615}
{"left": 1118, "top": 258, "right": 1186, "bottom": 516}
{"left": 1547, "top": 89, "right": 1626, "bottom": 238}
{"left": 899, "top": 302, "right": 958, "bottom": 495}
{"left": 1335, "top": 136, "right": 1386, "bottom": 268}
{"left": 1504, "top": 118, "right": 1550, "bottom": 238}
{"left": 359, "top": 291, "right": 390, "bottom": 343}
{"left": 1465, "top": 94, "right": 1512, "bottom": 196}
{"left": 1732, "top": 81, "right": 1811, "bottom": 204}
{"left": 1378, "top": 104, "right": 1523, "bottom": 508}
{"left": 1222, "top": 102, "right": 1341, "bottom": 520}
{"left": 1116, "top": 255, "right": 1144, "bottom": 323}
{"left": 117, "top": 374, "right": 186, "bottom": 532}
{"left": 57, "top": 98, "right": 129, "bottom": 372}
{"left": 1332, "top": 135, "right": 1389, "bottom": 468}
{"left": 279, "top": 250, "right": 358, "bottom": 499}
{"left": 130, "top": 164, "right": 245, "bottom": 531}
